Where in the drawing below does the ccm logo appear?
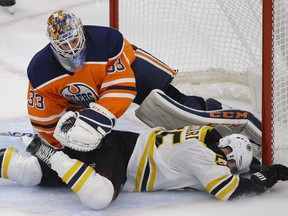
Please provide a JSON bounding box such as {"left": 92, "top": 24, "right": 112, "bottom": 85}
{"left": 209, "top": 111, "right": 248, "bottom": 119}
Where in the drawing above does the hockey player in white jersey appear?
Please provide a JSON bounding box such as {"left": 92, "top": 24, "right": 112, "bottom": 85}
{"left": 1, "top": 125, "right": 288, "bottom": 210}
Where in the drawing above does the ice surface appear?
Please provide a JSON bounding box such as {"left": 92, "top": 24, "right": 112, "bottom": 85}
{"left": 0, "top": 0, "right": 288, "bottom": 215}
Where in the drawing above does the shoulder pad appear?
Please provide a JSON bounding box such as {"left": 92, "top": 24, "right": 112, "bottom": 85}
{"left": 27, "top": 44, "right": 70, "bottom": 89}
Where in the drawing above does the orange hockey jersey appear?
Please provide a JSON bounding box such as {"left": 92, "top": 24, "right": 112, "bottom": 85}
{"left": 27, "top": 26, "right": 137, "bottom": 148}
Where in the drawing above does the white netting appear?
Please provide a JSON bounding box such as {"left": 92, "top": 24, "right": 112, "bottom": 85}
{"left": 271, "top": 0, "right": 288, "bottom": 164}
{"left": 118, "top": 0, "right": 262, "bottom": 108}
{"left": 117, "top": 0, "right": 288, "bottom": 164}
{"left": 119, "top": 0, "right": 262, "bottom": 73}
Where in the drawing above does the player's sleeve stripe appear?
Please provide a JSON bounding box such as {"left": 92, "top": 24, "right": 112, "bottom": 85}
{"left": 1, "top": 147, "right": 15, "bottom": 179}
{"left": 101, "top": 78, "right": 136, "bottom": 89}
{"left": 33, "top": 128, "right": 54, "bottom": 134}
{"left": 215, "top": 175, "right": 239, "bottom": 200}
{"left": 30, "top": 121, "right": 58, "bottom": 129}
{"left": 100, "top": 92, "right": 136, "bottom": 100}
{"left": 210, "top": 175, "right": 234, "bottom": 195}
{"left": 29, "top": 110, "right": 66, "bottom": 122}
{"left": 206, "top": 174, "right": 239, "bottom": 201}
{"left": 106, "top": 85, "right": 137, "bottom": 92}
{"left": 135, "top": 49, "right": 177, "bottom": 77}
{"left": 206, "top": 174, "right": 230, "bottom": 192}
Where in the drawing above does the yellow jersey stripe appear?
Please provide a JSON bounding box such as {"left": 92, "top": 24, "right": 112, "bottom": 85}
{"left": 72, "top": 166, "right": 94, "bottom": 193}
{"left": 2, "top": 147, "right": 15, "bottom": 179}
{"left": 147, "top": 135, "right": 157, "bottom": 191}
{"left": 199, "top": 126, "right": 213, "bottom": 143}
{"left": 134, "top": 129, "right": 158, "bottom": 192}
{"left": 216, "top": 175, "right": 239, "bottom": 200}
{"left": 134, "top": 140, "right": 151, "bottom": 191}
{"left": 205, "top": 174, "right": 230, "bottom": 192}
{"left": 62, "top": 160, "right": 82, "bottom": 183}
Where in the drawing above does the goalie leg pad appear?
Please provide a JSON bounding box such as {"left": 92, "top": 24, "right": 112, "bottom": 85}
{"left": 135, "top": 89, "right": 262, "bottom": 157}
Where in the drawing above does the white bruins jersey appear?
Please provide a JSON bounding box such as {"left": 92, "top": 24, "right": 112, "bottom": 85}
{"left": 123, "top": 125, "right": 240, "bottom": 201}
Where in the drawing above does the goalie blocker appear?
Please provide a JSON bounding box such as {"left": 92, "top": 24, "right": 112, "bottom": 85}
{"left": 135, "top": 89, "right": 262, "bottom": 158}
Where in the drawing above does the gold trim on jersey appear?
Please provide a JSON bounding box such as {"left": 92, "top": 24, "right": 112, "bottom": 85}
{"left": 1, "top": 147, "right": 15, "bottom": 179}
{"left": 199, "top": 126, "right": 213, "bottom": 144}
{"left": 134, "top": 129, "right": 159, "bottom": 192}
{"left": 206, "top": 174, "right": 239, "bottom": 200}
{"left": 216, "top": 175, "right": 239, "bottom": 200}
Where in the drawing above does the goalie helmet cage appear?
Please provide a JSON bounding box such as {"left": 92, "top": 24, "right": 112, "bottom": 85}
{"left": 109, "top": 0, "right": 288, "bottom": 165}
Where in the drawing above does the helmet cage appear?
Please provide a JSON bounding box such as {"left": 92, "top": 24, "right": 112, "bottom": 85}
{"left": 46, "top": 10, "right": 86, "bottom": 72}
{"left": 51, "top": 45, "right": 86, "bottom": 72}
{"left": 49, "top": 23, "right": 86, "bottom": 58}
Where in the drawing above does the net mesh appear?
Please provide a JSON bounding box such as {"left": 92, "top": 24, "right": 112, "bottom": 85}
{"left": 117, "top": 0, "right": 288, "bottom": 164}
{"left": 271, "top": 0, "right": 288, "bottom": 164}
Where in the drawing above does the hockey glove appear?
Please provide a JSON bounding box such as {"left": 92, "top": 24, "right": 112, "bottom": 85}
{"left": 54, "top": 103, "right": 116, "bottom": 152}
{"left": 250, "top": 164, "right": 288, "bottom": 190}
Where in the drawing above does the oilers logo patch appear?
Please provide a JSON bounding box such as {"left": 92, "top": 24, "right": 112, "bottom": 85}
{"left": 61, "top": 83, "right": 98, "bottom": 107}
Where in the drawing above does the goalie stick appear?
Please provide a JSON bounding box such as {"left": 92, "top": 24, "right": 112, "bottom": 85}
{"left": 0, "top": 131, "right": 38, "bottom": 138}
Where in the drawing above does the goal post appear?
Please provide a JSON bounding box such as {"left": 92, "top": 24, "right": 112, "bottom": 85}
{"left": 262, "top": 0, "right": 273, "bottom": 165}
{"left": 109, "top": 0, "right": 118, "bottom": 29}
{"left": 263, "top": 0, "right": 288, "bottom": 166}
{"left": 109, "top": 0, "right": 288, "bottom": 165}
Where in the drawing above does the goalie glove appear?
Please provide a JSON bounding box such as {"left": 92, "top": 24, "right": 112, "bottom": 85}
{"left": 54, "top": 103, "right": 116, "bottom": 152}
{"left": 250, "top": 164, "right": 288, "bottom": 190}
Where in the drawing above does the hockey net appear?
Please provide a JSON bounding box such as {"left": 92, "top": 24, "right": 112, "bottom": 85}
{"left": 110, "top": 0, "right": 288, "bottom": 165}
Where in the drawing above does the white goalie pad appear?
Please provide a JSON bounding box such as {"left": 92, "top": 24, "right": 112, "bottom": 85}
{"left": 135, "top": 90, "right": 262, "bottom": 156}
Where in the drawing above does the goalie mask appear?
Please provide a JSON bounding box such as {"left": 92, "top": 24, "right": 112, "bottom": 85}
{"left": 47, "top": 10, "right": 86, "bottom": 72}
{"left": 218, "top": 134, "right": 253, "bottom": 174}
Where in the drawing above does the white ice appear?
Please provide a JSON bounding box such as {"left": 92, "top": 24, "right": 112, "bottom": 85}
{"left": 0, "top": 0, "right": 288, "bottom": 215}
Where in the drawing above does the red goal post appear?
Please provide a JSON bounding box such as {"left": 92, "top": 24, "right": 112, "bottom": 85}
{"left": 262, "top": 0, "right": 273, "bottom": 165}
{"left": 110, "top": 0, "right": 288, "bottom": 166}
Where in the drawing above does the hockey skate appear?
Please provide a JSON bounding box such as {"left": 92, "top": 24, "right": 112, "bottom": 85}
{"left": 26, "top": 136, "right": 57, "bottom": 167}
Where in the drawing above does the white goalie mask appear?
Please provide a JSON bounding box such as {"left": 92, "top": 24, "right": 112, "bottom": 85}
{"left": 218, "top": 134, "right": 253, "bottom": 174}
{"left": 46, "top": 10, "right": 86, "bottom": 72}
